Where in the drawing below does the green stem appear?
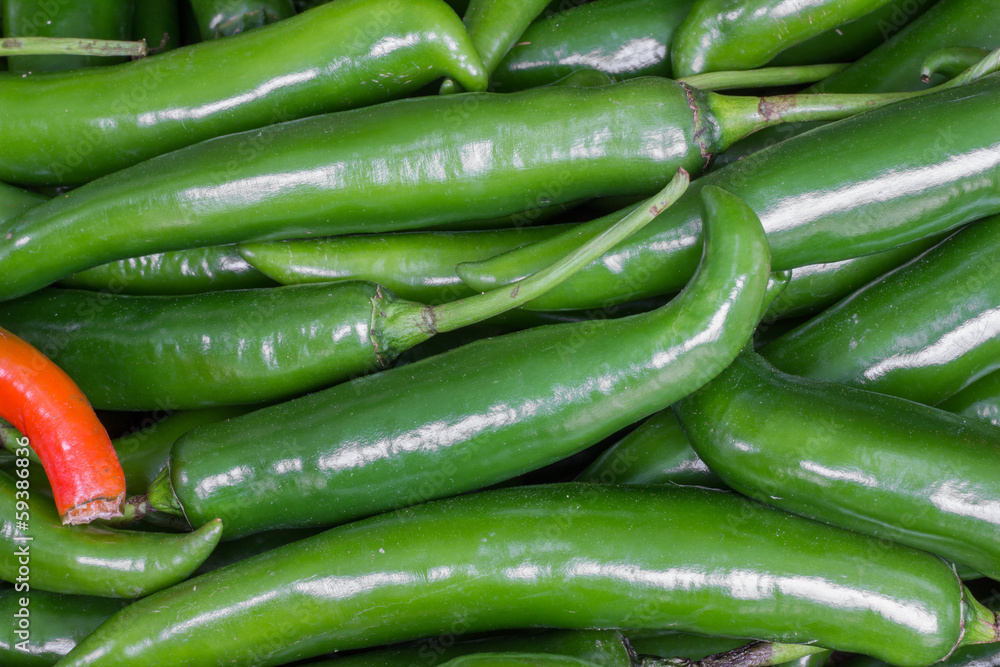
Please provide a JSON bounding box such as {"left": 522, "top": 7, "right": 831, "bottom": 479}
{"left": 921, "top": 47, "right": 992, "bottom": 83}
{"left": 712, "top": 45, "right": 1000, "bottom": 148}
{"left": 678, "top": 63, "right": 849, "bottom": 91}
{"left": 640, "top": 642, "right": 828, "bottom": 667}
{"left": 391, "top": 169, "right": 690, "bottom": 340}
{"left": 961, "top": 587, "right": 1000, "bottom": 646}
{"left": 0, "top": 36, "right": 147, "bottom": 58}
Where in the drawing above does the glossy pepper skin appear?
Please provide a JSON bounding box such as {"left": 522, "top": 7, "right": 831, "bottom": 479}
{"left": 675, "top": 350, "right": 1000, "bottom": 582}
{"left": 240, "top": 225, "right": 570, "bottom": 303}
{"left": 440, "top": 0, "right": 550, "bottom": 93}
{"left": 150, "top": 186, "right": 771, "bottom": 538}
{"left": 0, "top": 0, "right": 486, "bottom": 186}
{"left": 0, "top": 77, "right": 730, "bottom": 300}
{"left": 577, "top": 409, "right": 724, "bottom": 488}
{"left": 0, "top": 471, "right": 222, "bottom": 598}
{"left": 763, "top": 214, "right": 1000, "bottom": 406}
{"left": 59, "top": 246, "right": 277, "bottom": 295}
{"left": 3, "top": 0, "right": 134, "bottom": 73}
{"left": 716, "top": 0, "right": 1000, "bottom": 168}
{"left": 939, "top": 372, "right": 1000, "bottom": 427}
{"left": 671, "top": 0, "right": 896, "bottom": 76}
{"left": 0, "top": 181, "right": 45, "bottom": 223}
{"left": 762, "top": 234, "right": 943, "bottom": 321}
{"left": 189, "top": 0, "right": 294, "bottom": 39}
{"left": 765, "top": 0, "right": 938, "bottom": 67}
{"left": 57, "top": 484, "right": 995, "bottom": 667}
{"left": 490, "top": 0, "right": 694, "bottom": 91}
{"left": 0, "top": 587, "right": 127, "bottom": 667}
{"left": 460, "top": 75, "right": 1000, "bottom": 310}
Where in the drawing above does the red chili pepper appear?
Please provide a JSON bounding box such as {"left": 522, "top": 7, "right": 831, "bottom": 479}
{"left": 0, "top": 327, "right": 124, "bottom": 524}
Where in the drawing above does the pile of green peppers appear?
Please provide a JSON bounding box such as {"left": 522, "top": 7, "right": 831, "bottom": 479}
{"left": 1, "top": 0, "right": 999, "bottom": 666}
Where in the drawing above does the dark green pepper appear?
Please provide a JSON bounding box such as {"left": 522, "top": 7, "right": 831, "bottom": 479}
{"left": 0, "top": 587, "right": 127, "bottom": 667}
{"left": 674, "top": 350, "right": 1000, "bottom": 582}
{"left": 460, "top": 74, "right": 1000, "bottom": 310}
{"left": 146, "top": 185, "right": 771, "bottom": 538}
{"left": 189, "top": 0, "right": 294, "bottom": 40}
{"left": 491, "top": 0, "right": 694, "bottom": 91}
{"left": 3, "top": 0, "right": 134, "bottom": 73}
{"left": 0, "top": 176, "right": 681, "bottom": 410}
{"left": 131, "top": 0, "right": 180, "bottom": 53}
{"left": 939, "top": 372, "right": 1000, "bottom": 427}
{"left": 763, "top": 214, "right": 1000, "bottom": 406}
{"left": 0, "top": 72, "right": 972, "bottom": 300}
{"left": 0, "top": 471, "right": 222, "bottom": 598}
{"left": 59, "top": 245, "right": 278, "bottom": 295}
{"left": 0, "top": 0, "right": 486, "bottom": 186}
{"left": 56, "top": 484, "right": 1000, "bottom": 667}
{"left": 240, "top": 225, "right": 570, "bottom": 303}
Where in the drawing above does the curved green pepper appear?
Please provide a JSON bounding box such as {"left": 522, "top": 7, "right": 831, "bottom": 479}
{"left": 0, "top": 471, "right": 222, "bottom": 598}
{"left": 0, "top": 587, "right": 127, "bottom": 667}
{"left": 147, "top": 185, "right": 770, "bottom": 538}
{"left": 438, "top": 655, "right": 600, "bottom": 667}
{"left": 459, "top": 74, "right": 1000, "bottom": 310}
{"left": 59, "top": 246, "right": 277, "bottom": 295}
{"left": 939, "top": 372, "right": 1000, "bottom": 427}
{"left": 57, "top": 484, "right": 998, "bottom": 667}
{"left": 0, "top": 0, "right": 486, "bottom": 186}
{"left": 3, "top": 0, "right": 134, "bottom": 73}
{"left": 491, "top": 0, "right": 694, "bottom": 91}
{"left": 440, "top": 0, "right": 550, "bottom": 94}
{"left": 671, "top": 0, "right": 897, "bottom": 76}
{"left": 240, "top": 225, "right": 570, "bottom": 303}
{"left": 766, "top": 0, "right": 938, "bottom": 67}
{"left": 0, "top": 176, "right": 682, "bottom": 410}
{"left": 717, "top": 0, "right": 1000, "bottom": 168}
{"left": 189, "top": 0, "right": 294, "bottom": 39}
{"left": 675, "top": 350, "right": 1000, "bottom": 582}
{"left": 1, "top": 70, "right": 973, "bottom": 300}
{"left": 763, "top": 214, "right": 1000, "bottom": 406}
{"left": 577, "top": 409, "right": 725, "bottom": 488}
{"left": 0, "top": 181, "right": 45, "bottom": 224}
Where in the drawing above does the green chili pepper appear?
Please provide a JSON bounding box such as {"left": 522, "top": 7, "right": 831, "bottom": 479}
{"left": 626, "top": 632, "right": 750, "bottom": 662}
{"left": 439, "top": 655, "right": 601, "bottom": 667}
{"left": 674, "top": 349, "right": 1000, "bottom": 582}
{"left": 459, "top": 74, "right": 1000, "bottom": 310}
{"left": 440, "top": 0, "right": 550, "bottom": 94}
{"left": 765, "top": 0, "right": 938, "bottom": 68}
{"left": 56, "top": 484, "right": 1000, "bottom": 667}
{"left": 311, "top": 630, "right": 634, "bottom": 667}
{"left": 2, "top": 69, "right": 980, "bottom": 301}
{"left": 0, "top": 181, "right": 45, "bottom": 223}
{"left": 717, "top": 0, "right": 1000, "bottom": 167}
{"left": 490, "top": 0, "right": 693, "bottom": 91}
{"left": 189, "top": 0, "right": 294, "bottom": 39}
{"left": 3, "top": 0, "right": 134, "bottom": 73}
{"left": 922, "top": 47, "right": 994, "bottom": 81}
{"left": 58, "top": 245, "right": 278, "bottom": 295}
{"left": 0, "top": 471, "right": 222, "bottom": 598}
{"left": 577, "top": 409, "right": 725, "bottom": 488}
{"left": 938, "top": 372, "right": 1000, "bottom": 427}
{"left": 131, "top": 0, "right": 180, "bottom": 53}
{"left": 144, "top": 184, "right": 770, "bottom": 538}
{"left": 0, "top": 587, "right": 128, "bottom": 667}
{"left": 0, "top": 174, "right": 686, "bottom": 410}
{"left": 0, "top": 0, "right": 487, "bottom": 186}
{"left": 763, "top": 214, "right": 1000, "bottom": 406}
{"left": 240, "top": 225, "right": 570, "bottom": 303}
{"left": 671, "top": 0, "right": 898, "bottom": 76}
{"left": 762, "top": 234, "right": 944, "bottom": 321}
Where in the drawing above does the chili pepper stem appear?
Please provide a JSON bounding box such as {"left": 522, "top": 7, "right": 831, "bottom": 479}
{"left": 709, "top": 46, "right": 1000, "bottom": 149}
{"left": 677, "top": 63, "right": 849, "bottom": 91}
{"left": 148, "top": 466, "right": 186, "bottom": 520}
{"left": 922, "top": 47, "right": 992, "bottom": 82}
{"left": 0, "top": 36, "right": 148, "bottom": 58}
{"left": 963, "top": 591, "right": 1000, "bottom": 645}
{"left": 379, "top": 169, "right": 691, "bottom": 353}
